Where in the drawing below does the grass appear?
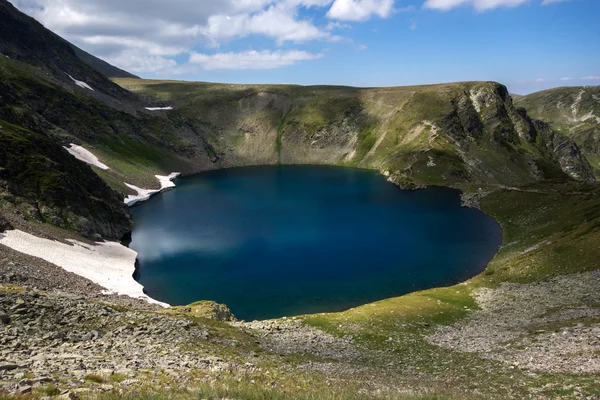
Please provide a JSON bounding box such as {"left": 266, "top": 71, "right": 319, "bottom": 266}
{"left": 85, "top": 377, "right": 473, "bottom": 400}
{"left": 84, "top": 374, "right": 106, "bottom": 384}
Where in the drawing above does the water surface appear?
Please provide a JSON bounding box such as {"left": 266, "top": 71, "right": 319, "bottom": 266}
{"left": 130, "top": 166, "right": 501, "bottom": 320}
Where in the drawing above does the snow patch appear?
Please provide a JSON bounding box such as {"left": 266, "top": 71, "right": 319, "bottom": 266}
{"left": 0, "top": 230, "right": 168, "bottom": 307}
{"left": 124, "top": 173, "right": 180, "bottom": 206}
{"left": 145, "top": 107, "right": 173, "bottom": 111}
{"left": 68, "top": 75, "right": 94, "bottom": 91}
{"left": 63, "top": 143, "right": 110, "bottom": 170}
{"left": 156, "top": 172, "right": 180, "bottom": 189}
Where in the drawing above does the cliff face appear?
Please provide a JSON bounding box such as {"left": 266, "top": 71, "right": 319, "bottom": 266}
{"left": 516, "top": 86, "right": 600, "bottom": 176}
{"left": 124, "top": 79, "right": 592, "bottom": 187}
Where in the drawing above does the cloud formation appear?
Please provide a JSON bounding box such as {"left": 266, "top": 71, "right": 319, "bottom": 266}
{"left": 327, "top": 0, "right": 395, "bottom": 21}
{"left": 12, "top": 0, "right": 396, "bottom": 74}
{"left": 189, "top": 49, "right": 323, "bottom": 70}
{"left": 424, "top": 0, "right": 571, "bottom": 11}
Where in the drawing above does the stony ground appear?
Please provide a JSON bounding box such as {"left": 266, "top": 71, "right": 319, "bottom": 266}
{"left": 0, "top": 282, "right": 383, "bottom": 399}
{"left": 1, "top": 268, "right": 599, "bottom": 399}
{"left": 428, "top": 270, "right": 600, "bottom": 374}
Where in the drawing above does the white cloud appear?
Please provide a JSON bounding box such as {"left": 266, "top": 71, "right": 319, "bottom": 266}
{"left": 535, "top": 78, "right": 545, "bottom": 82}
{"left": 582, "top": 76, "right": 600, "bottom": 81}
{"left": 201, "top": 4, "right": 334, "bottom": 45}
{"left": 325, "top": 21, "right": 352, "bottom": 30}
{"left": 541, "top": 0, "right": 571, "bottom": 4}
{"left": 424, "top": 0, "right": 529, "bottom": 11}
{"left": 12, "top": 0, "right": 352, "bottom": 75}
{"left": 106, "top": 52, "right": 181, "bottom": 75}
{"left": 560, "top": 77, "right": 574, "bottom": 81}
{"left": 189, "top": 49, "right": 323, "bottom": 70}
{"left": 327, "top": 0, "right": 395, "bottom": 21}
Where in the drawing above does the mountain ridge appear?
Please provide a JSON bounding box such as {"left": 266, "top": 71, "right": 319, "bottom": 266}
{"left": 0, "top": 2, "right": 599, "bottom": 399}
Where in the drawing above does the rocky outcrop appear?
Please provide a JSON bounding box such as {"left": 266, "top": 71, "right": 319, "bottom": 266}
{"left": 166, "top": 301, "right": 236, "bottom": 322}
{"left": 535, "top": 120, "right": 596, "bottom": 182}
{"left": 445, "top": 82, "right": 594, "bottom": 182}
{"left": 515, "top": 86, "right": 600, "bottom": 175}
{"left": 0, "top": 212, "right": 11, "bottom": 232}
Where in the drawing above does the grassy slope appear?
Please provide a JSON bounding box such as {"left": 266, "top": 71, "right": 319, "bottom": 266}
{"left": 115, "top": 78, "right": 573, "bottom": 188}
{"left": 0, "top": 56, "right": 198, "bottom": 190}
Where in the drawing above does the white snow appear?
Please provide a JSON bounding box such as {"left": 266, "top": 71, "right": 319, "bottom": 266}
{"left": 124, "top": 173, "right": 180, "bottom": 206}
{"left": 0, "top": 229, "right": 168, "bottom": 307}
{"left": 63, "top": 143, "right": 110, "bottom": 170}
{"left": 68, "top": 75, "right": 95, "bottom": 91}
{"left": 156, "top": 172, "right": 181, "bottom": 189}
{"left": 124, "top": 183, "right": 160, "bottom": 206}
{"left": 145, "top": 107, "right": 173, "bottom": 111}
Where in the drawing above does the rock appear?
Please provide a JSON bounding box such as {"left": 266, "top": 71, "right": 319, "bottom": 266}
{"left": 0, "top": 311, "right": 10, "bottom": 324}
{"left": 16, "top": 385, "right": 32, "bottom": 394}
{"left": 58, "top": 391, "right": 80, "bottom": 400}
{"left": 33, "top": 376, "right": 54, "bottom": 385}
{"left": 0, "top": 362, "right": 20, "bottom": 371}
{"left": 18, "top": 379, "right": 33, "bottom": 387}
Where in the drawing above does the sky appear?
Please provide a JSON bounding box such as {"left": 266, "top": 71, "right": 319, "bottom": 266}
{"left": 11, "top": 0, "right": 600, "bottom": 94}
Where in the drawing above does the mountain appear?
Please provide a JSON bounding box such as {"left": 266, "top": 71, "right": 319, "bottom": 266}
{"left": 1, "top": 2, "right": 600, "bottom": 399}
{"left": 0, "top": 1, "right": 595, "bottom": 241}
{"left": 69, "top": 43, "right": 140, "bottom": 79}
{"left": 516, "top": 86, "right": 600, "bottom": 175}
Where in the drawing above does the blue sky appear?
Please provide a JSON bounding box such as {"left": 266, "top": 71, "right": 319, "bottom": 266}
{"left": 13, "top": 0, "right": 600, "bottom": 94}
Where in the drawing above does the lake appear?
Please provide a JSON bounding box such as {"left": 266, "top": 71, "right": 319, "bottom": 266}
{"left": 130, "top": 165, "right": 501, "bottom": 320}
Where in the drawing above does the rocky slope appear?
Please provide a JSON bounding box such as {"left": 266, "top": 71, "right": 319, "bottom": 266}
{"left": 516, "top": 86, "right": 600, "bottom": 175}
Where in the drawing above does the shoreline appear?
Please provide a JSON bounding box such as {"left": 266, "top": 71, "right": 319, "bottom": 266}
{"left": 1, "top": 156, "right": 504, "bottom": 311}
{"left": 125, "top": 172, "right": 181, "bottom": 206}
{"left": 0, "top": 229, "right": 168, "bottom": 307}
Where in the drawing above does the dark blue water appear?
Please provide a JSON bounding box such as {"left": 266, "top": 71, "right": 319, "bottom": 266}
{"left": 130, "top": 166, "right": 501, "bottom": 321}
